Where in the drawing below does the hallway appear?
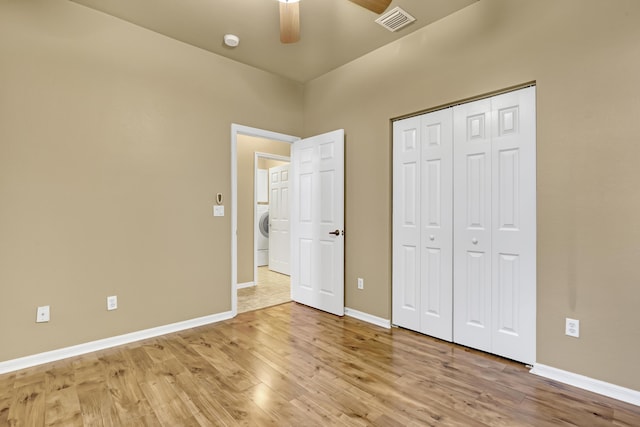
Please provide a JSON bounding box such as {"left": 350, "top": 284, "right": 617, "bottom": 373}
{"left": 237, "top": 267, "right": 290, "bottom": 313}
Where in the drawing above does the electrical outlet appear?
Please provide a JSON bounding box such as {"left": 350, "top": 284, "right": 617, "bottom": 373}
{"left": 357, "top": 278, "right": 364, "bottom": 290}
{"left": 107, "top": 295, "right": 118, "bottom": 311}
{"left": 565, "top": 318, "right": 579, "bottom": 338}
{"left": 36, "top": 305, "right": 50, "bottom": 323}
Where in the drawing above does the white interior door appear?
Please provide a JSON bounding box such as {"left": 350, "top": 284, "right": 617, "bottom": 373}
{"left": 269, "top": 164, "right": 290, "bottom": 275}
{"left": 453, "top": 97, "right": 494, "bottom": 354}
{"left": 291, "top": 129, "right": 345, "bottom": 316}
{"left": 420, "top": 109, "right": 453, "bottom": 342}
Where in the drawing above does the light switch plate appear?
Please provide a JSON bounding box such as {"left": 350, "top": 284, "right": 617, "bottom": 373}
{"left": 213, "top": 205, "right": 225, "bottom": 217}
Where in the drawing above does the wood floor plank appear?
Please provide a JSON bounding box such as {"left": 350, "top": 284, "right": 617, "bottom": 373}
{"left": 243, "top": 382, "right": 310, "bottom": 426}
{"left": 100, "top": 350, "right": 154, "bottom": 423}
{"left": 171, "top": 370, "right": 237, "bottom": 426}
{"left": 7, "top": 382, "right": 46, "bottom": 427}
{"left": 0, "top": 373, "right": 14, "bottom": 426}
{"left": 138, "top": 376, "right": 198, "bottom": 426}
{"left": 44, "top": 385, "right": 83, "bottom": 426}
{"left": 77, "top": 382, "right": 114, "bottom": 427}
{"left": 1, "top": 302, "right": 639, "bottom": 426}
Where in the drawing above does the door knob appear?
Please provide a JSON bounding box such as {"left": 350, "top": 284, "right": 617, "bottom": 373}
{"left": 429, "top": 235, "right": 435, "bottom": 241}
{"left": 472, "top": 238, "right": 478, "bottom": 245}
{"left": 329, "top": 229, "right": 340, "bottom": 236}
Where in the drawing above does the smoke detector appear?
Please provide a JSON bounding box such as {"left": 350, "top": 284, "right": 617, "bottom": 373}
{"left": 223, "top": 34, "right": 240, "bottom": 47}
{"left": 375, "top": 7, "right": 416, "bottom": 32}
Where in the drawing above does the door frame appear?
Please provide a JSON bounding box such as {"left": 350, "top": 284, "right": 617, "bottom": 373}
{"left": 253, "top": 152, "right": 290, "bottom": 285}
{"left": 231, "top": 124, "right": 299, "bottom": 316}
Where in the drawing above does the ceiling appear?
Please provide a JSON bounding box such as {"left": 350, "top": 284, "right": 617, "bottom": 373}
{"left": 70, "top": 0, "right": 477, "bottom": 83}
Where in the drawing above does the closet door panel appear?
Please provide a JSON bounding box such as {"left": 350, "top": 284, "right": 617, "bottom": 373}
{"left": 491, "top": 87, "right": 537, "bottom": 364}
{"left": 392, "top": 117, "right": 421, "bottom": 331}
{"left": 420, "top": 109, "right": 453, "bottom": 341}
{"left": 453, "top": 98, "right": 493, "bottom": 353}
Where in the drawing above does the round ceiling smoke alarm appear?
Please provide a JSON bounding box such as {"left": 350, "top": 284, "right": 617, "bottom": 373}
{"left": 223, "top": 34, "right": 240, "bottom": 48}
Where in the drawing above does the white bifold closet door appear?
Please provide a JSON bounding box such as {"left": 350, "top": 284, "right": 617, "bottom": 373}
{"left": 392, "top": 86, "right": 536, "bottom": 364}
{"left": 392, "top": 109, "right": 454, "bottom": 342}
{"left": 453, "top": 87, "right": 536, "bottom": 364}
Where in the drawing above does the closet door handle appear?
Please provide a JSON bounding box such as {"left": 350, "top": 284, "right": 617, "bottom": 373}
{"left": 429, "top": 235, "right": 435, "bottom": 241}
{"left": 329, "top": 229, "right": 340, "bottom": 236}
{"left": 471, "top": 238, "right": 478, "bottom": 245}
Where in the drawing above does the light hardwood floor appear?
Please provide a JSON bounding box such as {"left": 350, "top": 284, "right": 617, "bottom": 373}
{"left": 1, "top": 302, "right": 639, "bottom": 426}
{"left": 237, "top": 267, "right": 291, "bottom": 314}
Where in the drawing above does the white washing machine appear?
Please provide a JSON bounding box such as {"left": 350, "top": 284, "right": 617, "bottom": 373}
{"left": 256, "top": 204, "right": 269, "bottom": 266}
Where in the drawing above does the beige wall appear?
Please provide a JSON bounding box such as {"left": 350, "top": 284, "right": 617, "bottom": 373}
{"left": 0, "top": 0, "right": 302, "bottom": 362}
{"left": 303, "top": 0, "right": 640, "bottom": 390}
{"left": 237, "top": 136, "right": 290, "bottom": 284}
{"left": 257, "top": 158, "right": 289, "bottom": 172}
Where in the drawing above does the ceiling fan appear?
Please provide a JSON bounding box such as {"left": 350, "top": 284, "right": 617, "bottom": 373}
{"left": 279, "top": 0, "right": 392, "bottom": 44}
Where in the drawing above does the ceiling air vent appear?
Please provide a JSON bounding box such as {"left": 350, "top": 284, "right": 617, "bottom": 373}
{"left": 375, "top": 6, "right": 416, "bottom": 32}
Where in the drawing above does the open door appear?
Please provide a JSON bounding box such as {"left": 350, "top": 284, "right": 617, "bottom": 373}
{"left": 291, "top": 130, "right": 345, "bottom": 316}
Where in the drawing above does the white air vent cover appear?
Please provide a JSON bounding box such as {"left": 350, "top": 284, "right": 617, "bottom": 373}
{"left": 375, "top": 6, "right": 416, "bottom": 32}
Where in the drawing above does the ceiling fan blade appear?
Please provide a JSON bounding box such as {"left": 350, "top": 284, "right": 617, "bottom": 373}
{"left": 280, "top": 1, "right": 300, "bottom": 44}
{"left": 348, "top": 0, "right": 392, "bottom": 14}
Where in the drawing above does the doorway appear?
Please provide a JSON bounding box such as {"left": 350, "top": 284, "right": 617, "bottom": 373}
{"left": 231, "top": 125, "right": 299, "bottom": 316}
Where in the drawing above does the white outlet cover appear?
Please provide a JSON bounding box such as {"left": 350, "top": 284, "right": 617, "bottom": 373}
{"left": 566, "top": 318, "right": 579, "bottom": 338}
{"left": 36, "top": 305, "right": 50, "bottom": 323}
{"left": 107, "top": 295, "right": 118, "bottom": 311}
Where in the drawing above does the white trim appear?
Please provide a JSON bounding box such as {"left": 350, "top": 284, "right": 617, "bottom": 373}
{"left": 0, "top": 311, "right": 233, "bottom": 375}
{"left": 237, "top": 281, "right": 255, "bottom": 289}
{"left": 345, "top": 307, "right": 391, "bottom": 329}
{"left": 231, "top": 124, "right": 299, "bottom": 318}
{"left": 531, "top": 363, "right": 640, "bottom": 407}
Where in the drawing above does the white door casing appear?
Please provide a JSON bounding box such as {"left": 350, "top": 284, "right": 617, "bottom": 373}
{"left": 269, "top": 164, "right": 291, "bottom": 275}
{"left": 291, "top": 130, "right": 345, "bottom": 316}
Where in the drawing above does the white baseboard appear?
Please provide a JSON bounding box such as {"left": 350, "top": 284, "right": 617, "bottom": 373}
{"left": 344, "top": 307, "right": 391, "bottom": 329}
{"left": 0, "top": 310, "right": 234, "bottom": 375}
{"left": 237, "top": 281, "right": 255, "bottom": 289}
{"left": 530, "top": 363, "right": 640, "bottom": 407}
